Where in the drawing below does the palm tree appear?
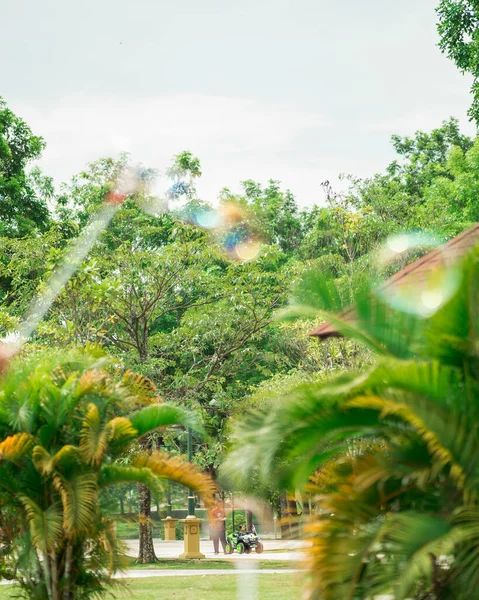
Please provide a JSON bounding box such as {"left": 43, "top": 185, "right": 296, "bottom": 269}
{"left": 224, "top": 246, "right": 479, "bottom": 599}
{"left": 0, "top": 349, "right": 215, "bottom": 600}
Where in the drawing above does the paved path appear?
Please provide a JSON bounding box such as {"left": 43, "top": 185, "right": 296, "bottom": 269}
{"left": 125, "top": 538, "right": 307, "bottom": 562}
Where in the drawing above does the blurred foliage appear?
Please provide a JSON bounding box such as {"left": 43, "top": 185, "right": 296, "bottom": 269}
{"left": 0, "top": 350, "right": 213, "bottom": 599}
{"left": 223, "top": 245, "right": 479, "bottom": 599}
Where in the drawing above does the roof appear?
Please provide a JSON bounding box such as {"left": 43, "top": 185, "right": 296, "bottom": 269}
{"left": 310, "top": 223, "right": 479, "bottom": 339}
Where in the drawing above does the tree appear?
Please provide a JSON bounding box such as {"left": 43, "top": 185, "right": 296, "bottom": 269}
{"left": 55, "top": 154, "right": 175, "bottom": 250}
{"left": 224, "top": 245, "right": 479, "bottom": 598}
{"left": 149, "top": 246, "right": 294, "bottom": 479}
{"left": 346, "top": 118, "right": 473, "bottom": 230}
{"left": 0, "top": 97, "right": 50, "bottom": 237}
{"left": 415, "top": 136, "right": 479, "bottom": 234}
{"left": 166, "top": 151, "right": 202, "bottom": 204}
{"left": 223, "top": 180, "right": 303, "bottom": 253}
{"left": 437, "top": 0, "right": 479, "bottom": 123}
{"left": 50, "top": 241, "right": 218, "bottom": 562}
{"left": 0, "top": 349, "right": 214, "bottom": 599}
{"left": 52, "top": 167, "right": 217, "bottom": 561}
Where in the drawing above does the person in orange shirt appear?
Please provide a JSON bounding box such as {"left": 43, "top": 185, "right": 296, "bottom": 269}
{"left": 209, "top": 501, "right": 227, "bottom": 554}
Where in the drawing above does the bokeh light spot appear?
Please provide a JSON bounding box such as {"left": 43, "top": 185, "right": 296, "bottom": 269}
{"left": 233, "top": 240, "right": 262, "bottom": 262}
{"left": 194, "top": 208, "right": 223, "bottom": 229}
{"left": 375, "top": 231, "right": 462, "bottom": 317}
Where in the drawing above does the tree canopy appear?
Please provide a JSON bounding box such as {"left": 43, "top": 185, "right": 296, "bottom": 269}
{"left": 0, "top": 97, "right": 50, "bottom": 237}
{"left": 437, "top": 0, "right": 479, "bottom": 123}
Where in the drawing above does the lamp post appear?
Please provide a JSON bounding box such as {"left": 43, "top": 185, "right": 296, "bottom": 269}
{"left": 187, "top": 427, "right": 195, "bottom": 516}
{"left": 179, "top": 426, "right": 204, "bottom": 558}
{"left": 165, "top": 443, "right": 172, "bottom": 518}
{"left": 162, "top": 442, "right": 177, "bottom": 540}
{"left": 167, "top": 481, "right": 172, "bottom": 518}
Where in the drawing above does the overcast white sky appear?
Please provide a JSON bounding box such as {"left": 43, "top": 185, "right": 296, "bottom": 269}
{"left": 2, "top": 0, "right": 476, "bottom": 206}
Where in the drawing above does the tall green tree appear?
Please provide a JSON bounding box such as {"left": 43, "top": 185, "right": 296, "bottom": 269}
{"left": 347, "top": 118, "right": 473, "bottom": 230}
{"left": 0, "top": 98, "right": 50, "bottom": 237}
{"left": 437, "top": 0, "right": 479, "bottom": 123}
{"left": 414, "top": 136, "right": 479, "bottom": 234}
{"left": 222, "top": 180, "right": 303, "bottom": 253}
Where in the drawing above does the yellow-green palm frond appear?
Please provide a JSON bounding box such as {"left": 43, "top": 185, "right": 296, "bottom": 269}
{"left": 119, "top": 370, "right": 158, "bottom": 407}
{"left": 99, "top": 516, "right": 128, "bottom": 574}
{"left": 32, "top": 445, "right": 54, "bottom": 475}
{"left": 303, "top": 482, "right": 455, "bottom": 600}
{"left": 346, "top": 395, "right": 466, "bottom": 486}
{"left": 52, "top": 472, "right": 98, "bottom": 536}
{"left": 0, "top": 433, "right": 34, "bottom": 463}
{"left": 51, "top": 444, "right": 82, "bottom": 474}
{"left": 33, "top": 444, "right": 82, "bottom": 476}
{"left": 19, "top": 496, "right": 63, "bottom": 554}
{"left": 133, "top": 452, "right": 216, "bottom": 508}
{"left": 303, "top": 495, "right": 384, "bottom": 599}
{"left": 76, "top": 368, "right": 110, "bottom": 397}
{"left": 104, "top": 417, "right": 138, "bottom": 454}
{"left": 223, "top": 357, "right": 477, "bottom": 493}
{"left": 80, "top": 403, "right": 110, "bottom": 466}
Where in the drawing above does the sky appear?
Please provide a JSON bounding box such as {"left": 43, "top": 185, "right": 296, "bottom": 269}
{"left": 2, "top": 0, "right": 476, "bottom": 206}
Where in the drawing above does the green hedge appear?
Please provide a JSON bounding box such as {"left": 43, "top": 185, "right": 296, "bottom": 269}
{"left": 116, "top": 519, "right": 185, "bottom": 540}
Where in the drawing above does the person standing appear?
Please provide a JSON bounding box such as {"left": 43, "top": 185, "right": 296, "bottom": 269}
{"left": 209, "top": 501, "right": 227, "bottom": 554}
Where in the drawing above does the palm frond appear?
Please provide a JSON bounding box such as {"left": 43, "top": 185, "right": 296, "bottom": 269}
{"left": 284, "top": 266, "right": 425, "bottom": 357}
{"left": 32, "top": 445, "right": 53, "bottom": 475}
{"left": 33, "top": 444, "right": 82, "bottom": 477}
{"left": 386, "top": 514, "right": 456, "bottom": 600}
{"left": 120, "top": 370, "right": 158, "bottom": 405}
{"left": 104, "top": 417, "right": 140, "bottom": 454}
{"left": 133, "top": 452, "right": 216, "bottom": 505}
{"left": 129, "top": 404, "right": 204, "bottom": 437}
{"left": 0, "top": 433, "right": 34, "bottom": 464}
{"left": 19, "top": 496, "right": 63, "bottom": 554}
{"left": 98, "top": 464, "right": 163, "bottom": 496}
{"left": 79, "top": 403, "right": 110, "bottom": 466}
{"left": 99, "top": 516, "right": 128, "bottom": 574}
{"left": 52, "top": 472, "right": 98, "bottom": 536}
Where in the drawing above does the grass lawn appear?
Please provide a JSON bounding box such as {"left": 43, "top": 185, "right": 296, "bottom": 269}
{"left": 2, "top": 573, "right": 304, "bottom": 599}
{"left": 127, "top": 557, "right": 296, "bottom": 570}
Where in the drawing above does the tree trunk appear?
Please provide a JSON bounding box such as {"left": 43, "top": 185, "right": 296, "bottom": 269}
{"left": 42, "top": 551, "right": 53, "bottom": 600}
{"left": 136, "top": 483, "right": 158, "bottom": 563}
{"left": 63, "top": 542, "right": 73, "bottom": 600}
{"left": 120, "top": 497, "right": 125, "bottom": 516}
{"left": 246, "top": 510, "right": 253, "bottom": 531}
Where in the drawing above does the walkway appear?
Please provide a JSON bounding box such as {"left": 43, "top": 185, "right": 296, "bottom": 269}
{"left": 125, "top": 538, "right": 307, "bottom": 562}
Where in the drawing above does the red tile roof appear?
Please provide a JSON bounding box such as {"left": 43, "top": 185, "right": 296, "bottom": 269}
{"left": 310, "top": 223, "right": 479, "bottom": 339}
